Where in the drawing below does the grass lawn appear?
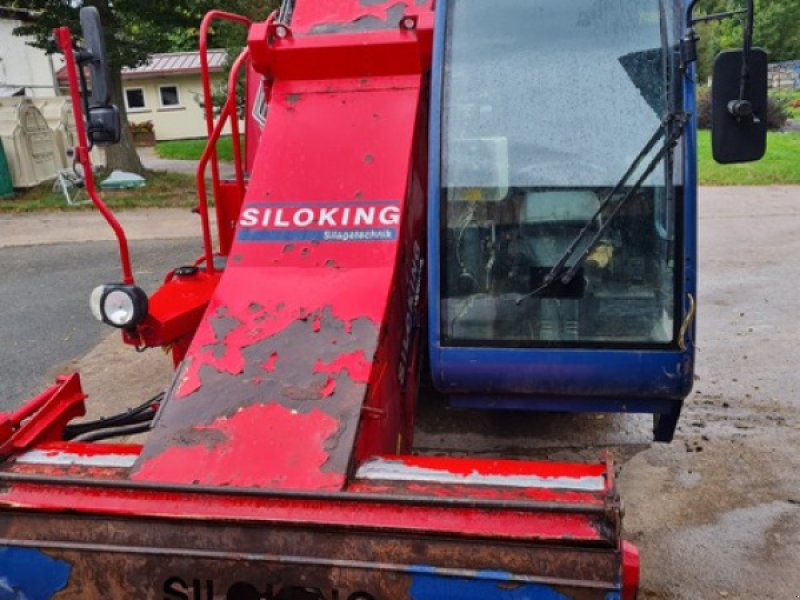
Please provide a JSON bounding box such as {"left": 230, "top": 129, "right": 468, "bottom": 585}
{"left": 156, "top": 136, "right": 239, "bottom": 161}
{"left": 0, "top": 171, "right": 198, "bottom": 213}
{"left": 697, "top": 129, "right": 800, "bottom": 186}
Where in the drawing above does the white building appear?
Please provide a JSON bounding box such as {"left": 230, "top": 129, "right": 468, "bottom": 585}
{"left": 0, "top": 7, "right": 64, "bottom": 98}
{"left": 57, "top": 49, "right": 235, "bottom": 141}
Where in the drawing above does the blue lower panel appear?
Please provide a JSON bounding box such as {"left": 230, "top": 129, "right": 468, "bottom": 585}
{"left": 409, "top": 568, "right": 620, "bottom": 600}
{"left": 0, "top": 546, "right": 71, "bottom": 600}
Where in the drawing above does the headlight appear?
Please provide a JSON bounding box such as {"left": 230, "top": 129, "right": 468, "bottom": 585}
{"left": 90, "top": 284, "right": 148, "bottom": 329}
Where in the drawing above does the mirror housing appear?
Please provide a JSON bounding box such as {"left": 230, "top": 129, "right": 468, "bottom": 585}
{"left": 80, "top": 6, "right": 111, "bottom": 106}
{"left": 87, "top": 105, "right": 122, "bottom": 146}
{"left": 711, "top": 49, "right": 768, "bottom": 164}
{"left": 79, "top": 6, "right": 121, "bottom": 146}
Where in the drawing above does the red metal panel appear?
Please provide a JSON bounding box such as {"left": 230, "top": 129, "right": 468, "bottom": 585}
{"left": 134, "top": 269, "right": 221, "bottom": 359}
{"left": 244, "top": 63, "right": 267, "bottom": 174}
{"left": 0, "top": 375, "right": 86, "bottom": 457}
{"left": 133, "top": 70, "right": 426, "bottom": 490}
{"left": 0, "top": 482, "right": 611, "bottom": 544}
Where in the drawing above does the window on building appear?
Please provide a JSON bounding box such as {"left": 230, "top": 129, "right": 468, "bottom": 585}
{"left": 125, "top": 88, "right": 146, "bottom": 110}
{"left": 159, "top": 85, "right": 181, "bottom": 108}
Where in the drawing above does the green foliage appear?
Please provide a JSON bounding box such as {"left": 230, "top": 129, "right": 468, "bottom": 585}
{"left": 204, "top": 0, "right": 281, "bottom": 115}
{"left": 9, "top": 0, "right": 214, "bottom": 71}
{"left": 697, "top": 130, "right": 800, "bottom": 185}
{"left": 695, "top": 0, "right": 800, "bottom": 82}
{"left": 696, "top": 87, "right": 792, "bottom": 130}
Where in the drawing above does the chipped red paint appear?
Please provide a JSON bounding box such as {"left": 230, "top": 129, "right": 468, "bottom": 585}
{"left": 320, "top": 377, "right": 337, "bottom": 398}
{"left": 366, "top": 455, "right": 610, "bottom": 481}
{"left": 314, "top": 350, "right": 372, "bottom": 384}
{"left": 134, "top": 11, "right": 433, "bottom": 490}
{"left": 134, "top": 404, "right": 343, "bottom": 489}
{"left": 170, "top": 271, "right": 385, "bottom": 398}
{"left": 263, "top": 351, "right": 279, "bottom": 372}
{"left": 345, "top": 480, "right": 607, "bottom": 507}
{"left": 25, "top": 442, "right": 141, "bottom": 458}
{"left": 0, "top": 483, "right": 610, "bottom": 544}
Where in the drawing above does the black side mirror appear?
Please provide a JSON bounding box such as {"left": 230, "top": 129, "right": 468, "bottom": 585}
{"left": 80, "top": 7, "right": 110, "bottom": 106}
{"left": 711, "top": 49, "right": 768, "bottom": 164}
{"left": 79, "top": 6, "right": 121, "bottom": 146}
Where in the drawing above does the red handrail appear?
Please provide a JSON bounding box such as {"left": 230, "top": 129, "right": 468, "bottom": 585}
{"left": 195, "top": 48, "right": 251, "bottom": 273}
{"left": 54, "top": 26, "right": 135, "bottom": 285}
{"left": 198, "top": 11, "right": 253, "bottom": 263}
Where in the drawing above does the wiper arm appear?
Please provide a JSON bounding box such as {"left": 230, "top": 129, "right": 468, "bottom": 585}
{"left": 516, "top": 113, "right": 688, "bottom": 305}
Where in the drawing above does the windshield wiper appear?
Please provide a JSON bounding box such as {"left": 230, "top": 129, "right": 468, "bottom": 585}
{"left": 516, "top": 112, "right": 688, "bottom": 305}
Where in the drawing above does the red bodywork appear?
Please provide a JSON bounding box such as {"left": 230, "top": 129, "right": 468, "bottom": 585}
{"left": 0, "top": 2, "right": 639, "bottom": 598}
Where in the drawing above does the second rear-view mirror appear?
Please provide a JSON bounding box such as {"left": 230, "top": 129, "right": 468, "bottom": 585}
{"left": 711, "top": 49, "right": 768, "bottom": 164}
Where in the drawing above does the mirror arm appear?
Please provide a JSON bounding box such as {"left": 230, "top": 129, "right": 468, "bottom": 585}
{"left": 727, "top": 0, "right": 756, "bottom": 121}
{"left": 738, "top": 0, "right": 754, "bottom": 102}
{"left": 682, "top": 0, "right": 755, "bottom": 75}
{"left": 75, "top": 53, "right": 96, "bottom": 150}
{"left": 691, "top": 9, "right": 747, "bottom": 25}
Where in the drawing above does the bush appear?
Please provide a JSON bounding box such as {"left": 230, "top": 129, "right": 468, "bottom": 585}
{"left": 767, "top": 92, "right": 793, "bottom": 129}
{"left": 696, "top": 87, "right": 712, "bottom": 129}
{"left": 696, "top": 87, "right": 791, "bottom": 131}
{"left": 128, "top": 121, "right": 154, "bottom": 134}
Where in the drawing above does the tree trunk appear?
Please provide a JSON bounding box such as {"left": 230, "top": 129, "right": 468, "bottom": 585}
{"left": 106, "top": 68, "right": 147, "bottom": 174}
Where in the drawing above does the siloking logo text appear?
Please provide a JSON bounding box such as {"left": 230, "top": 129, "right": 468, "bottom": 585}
{"left": 237, "top": 201, "right": 400, "bottom": 243}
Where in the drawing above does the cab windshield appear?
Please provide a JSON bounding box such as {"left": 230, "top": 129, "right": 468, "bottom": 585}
{"left": 441, "top": 0, "right": 682, "bottom": 346}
